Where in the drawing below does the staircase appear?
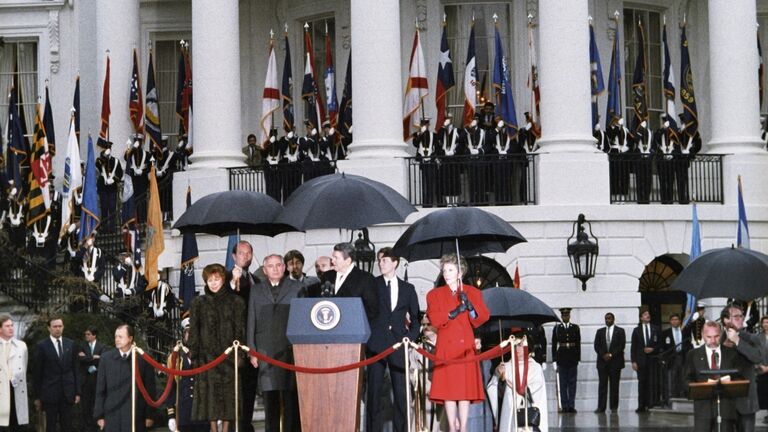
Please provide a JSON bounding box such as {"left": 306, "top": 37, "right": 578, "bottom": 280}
{"left": 649, "top": 398, "right": 694, "bottom": 415}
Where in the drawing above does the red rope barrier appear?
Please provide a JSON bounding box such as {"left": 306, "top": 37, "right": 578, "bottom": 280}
{"left": 135, "top": 351, "right": 177, "bottom": 408}
{"left": 244, "top": 345, "right": 398, "bottom": 374}
{"left": 415, "top": 343, "right": 511, "bottom": 366}
{"left": 140, "top": 351, "right": 230, "bottom": 377}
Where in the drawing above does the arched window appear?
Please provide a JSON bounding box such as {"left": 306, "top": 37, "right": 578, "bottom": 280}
{"left": 434, "top": 256, "right": 513, "bottom": 289}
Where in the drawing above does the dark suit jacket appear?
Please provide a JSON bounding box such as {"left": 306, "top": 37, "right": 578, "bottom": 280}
{"left": 594, "top": 326, "right": 626, "bottom": 370}
{"left": 630, "top": 323, "right": 660, "bottom": 368}
{"left": 34, "top": 337, "right": 80, "bottom": 405}
{"left": 684, "top": 345, "right": 745, "bottom": 422}
{"left": 310, "top": 266, "right": 379, "bottom": 322}
{"left": 79, "top": 340, "right": 107, "bottom": 390}
{"left": 661, "top": 327, "right": 689, "bottom": 359}
{"left": 93, "top": 349, "right": 156, "bottom": 432}
{"left": 367, "top": 276, "right": 420, "bottom": 367}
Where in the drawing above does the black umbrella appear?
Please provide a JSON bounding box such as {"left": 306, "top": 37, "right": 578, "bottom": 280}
{"left": 391, "top": 207, "right": 526, "bottom": 261}
{"left": 671, "top": 245, "right": 768, "bottom": 301}
{"left": 274, "top": 173, "right": 417, "bottom": 230}
{"left": 173, "top": 190, "right": 297, "bottom": 237}
{"left": 481, "top": 287, "right": 560, "bottom": 325}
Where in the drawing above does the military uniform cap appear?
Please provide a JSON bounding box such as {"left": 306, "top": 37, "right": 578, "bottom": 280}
{"left": 559, "top": 307, "right": 572, "bottom": 313}
{"left": 322, "top": 120, "right": 331, "bottom": 128}
{"left": 420, "top": 117, "right": 431, "bottom": 126}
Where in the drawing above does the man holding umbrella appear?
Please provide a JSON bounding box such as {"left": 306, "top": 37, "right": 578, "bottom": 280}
{"left": 552, "top": 307, "right": 580, "bottom": 413}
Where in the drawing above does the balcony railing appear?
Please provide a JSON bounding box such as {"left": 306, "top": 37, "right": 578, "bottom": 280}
{"left": 228, "top": 161, "right": 338, "bottom": 203}
{"left": 608, "top": 153, "right": 724, "bottom": 204}
{"left": 406, "top": 155, "right": 537, "bottom": 207}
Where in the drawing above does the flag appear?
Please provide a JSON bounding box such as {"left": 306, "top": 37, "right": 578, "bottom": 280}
{"left": 337, "top": 51, "right": 353, "bottom": 140}
{"left": 43, "top": 86, "right": 56, "bottom": 156}
{"left": 631, "top": 20, "right": 648, "bottom": 135}
{"left": 97, "top": 56, "right": 111, "bottom": 148}
{"left": 6, "top": 86, "right": 27, "bottom": 190}
{"left": 145, "top": 167, "right": 165, "bottom": 291}
{"left": 513, "top": 261, "right": 521, "bottom": 289}
{"left": 737, "top": 176, "right": 750, "bottom": 249}
{"left": 145, "top": 51, "right": 163, "bottom": 153}
{"left": 589, "top": 23, "right": 605, "bottom": 128}
{"left": 259, "top": 40, "right": 280, "bottom": 145}
{"left": 403, "top": 29, "right": 428, "bottom": 141}
{"left": 27, "top": 104, "right": 51, "bottom": 226}
{"left": 324, "top": 30, "right": 338, "bottom": 128}
{"left": 59, "top": 111, "right": 82, "bottom": 240}
{"left": 435, "top": 21, "right": 455, "bottom": 130}
{"left": 462, "top": 22, "right": 478, "bottom": 127}
{"left": 129, "top": 48, "right": 144, "bottom": 135}
{"left": 302, "top": 26, "right": 325, "bottom": 131}
{"left": 527, "top": 22, "right": 541, "bottom": 137}
{"left": 759, "top": 32, "right": 764, "bottom": 110}
{"left": 73, "top": 75, "right": 80, "bottom": 139}
{"left": 662, "top": 23, "right": 679, "bottom": 131}
{"left": 605, "top": 23, "right": 622, "bottom": 128}
{"left": 282, "top": 32, "right": 294, "bottom": 132}
{"left": 680, "top": 25, "right": 699, "bottom": 139}
{"left": 179, "top": 187, "right": 199, "bottom": 311}
{"left": 79, "top": 135, "right": 100, "bottom": 243}
{"left": 683, "top": 203, "right": 701, "bottom": 325}
{"left": 121, "top": 175, "right": 141, "bottom": 268}
{"left": 175, "top": 44, "right": 192, "bottom": 136}
{"left": 225, "top": 234, "right": 239, "bottom": 270}
{"left": 492, "top": 26, "right": 518, "bottom": 134}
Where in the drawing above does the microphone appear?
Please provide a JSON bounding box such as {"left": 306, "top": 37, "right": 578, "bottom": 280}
{"left": 320, "top": 281, "right": 334, "bottom": 298}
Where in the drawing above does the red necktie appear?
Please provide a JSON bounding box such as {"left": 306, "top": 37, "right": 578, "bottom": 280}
{"left": 710, "top": 350, "right": 718, "bottom": 369}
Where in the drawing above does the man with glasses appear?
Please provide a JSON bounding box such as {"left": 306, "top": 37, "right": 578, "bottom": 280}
{"left": 721, "top": 304, "right": 762, "bottom": 432}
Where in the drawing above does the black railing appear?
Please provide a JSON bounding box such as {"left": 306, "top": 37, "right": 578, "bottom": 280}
{"left": 406, "top": 155, "right": 537, "bottom": 207}
{"left": 228, "top": 161, "right": 338, "bottom": 203}
{"left": 608, "top": 153, "right": 724, "bottom": 204}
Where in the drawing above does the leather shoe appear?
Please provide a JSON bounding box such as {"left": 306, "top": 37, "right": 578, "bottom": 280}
{"left": 594, "top": 409, "right": 605, "bottom": 414}
{"left": 571, "top": 408, "right": 578, "bottom": 413}
{"left": 635, "top": 407, "right": 647, "bottom": 413}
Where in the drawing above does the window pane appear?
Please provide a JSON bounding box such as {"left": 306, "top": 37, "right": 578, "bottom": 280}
{"left": 0, "top": 42, "right": 38, "bottom": 140}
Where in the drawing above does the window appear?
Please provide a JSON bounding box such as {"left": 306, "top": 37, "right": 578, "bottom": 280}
{"left": 444, "top": 3, "right": 516, "bottom": 124}
{"left": 0, "top": 41, "right": 38, "bottom": 139}
{"left": 623, "top": 8, "right": 663, "bottom": 130}
{"left": 758, "top": 15, "right": 768, "bottom": 118}
{"left": 302, "top": 17, "right": 335, "bottom": 127}
{"left": 153, "top": 38, "right": 191, "bottom": 146}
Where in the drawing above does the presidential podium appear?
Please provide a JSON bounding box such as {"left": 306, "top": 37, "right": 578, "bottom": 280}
{"left": 286, "top": 298, "right": 371, "bottom": 432}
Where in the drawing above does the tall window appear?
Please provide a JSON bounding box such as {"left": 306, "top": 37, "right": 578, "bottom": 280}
{"left": 303, "top": 17, "right": 335, "bottom": 124}
{"left": 154, "top": 38, "right": 191, "bottom": 145}
{"left": 0, "top": 41, "right": 38, "bottom": 138}
{"left": 623, "top": 8, "right": 663, "bottom": 130}
{"left": 444, "top": 4, "right": 516, "bottom": 125}
{"left": 758, "top": 15, "right": 768, "bottom": 119}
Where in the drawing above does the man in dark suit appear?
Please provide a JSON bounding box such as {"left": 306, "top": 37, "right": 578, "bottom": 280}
{"left": 228, "top": 240, "right": 259, "bottom": 432}
{"left": 661, "top": 313, "right": 689, "bottom": 400}
{"left": 94, "top": 324, "right": 156, "bottom": 432}
{"left": 78, "top": 326, "right": 107, "bottom": 432}
{"left": 685, "top": 320, "right": 747, "bottom": 432}
{"left": 631, "top": 307, "right": 661, "bottom": 412}
{"left": 366, "top": 247, "right": 420, "bottom": 432}
{"left": 721, "top": 304, "right": 763, "bottom": 432}
{"left": 594, "top": 312, "right": 625, "bottom": 413}
{"left": 552, "top": 307, "right": 580, "bottom": 413}
{"left": 246, "top": 254, "right": 305, "bottom": 432}
{"left": 309, "top": 242, "right": 379, "bottom": 322}
{"left": 33, "top": 317, "right": 80, "bottom": 432}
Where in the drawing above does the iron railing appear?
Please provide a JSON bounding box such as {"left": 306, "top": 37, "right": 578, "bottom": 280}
{"left": 405, "top": 155, "right": 537, "bottom": 207}
{"left": 608, "top": 153, "right": 724, "bottom": 204}
{"left": 228, "top": 161, "right": 338, "bottom": 203}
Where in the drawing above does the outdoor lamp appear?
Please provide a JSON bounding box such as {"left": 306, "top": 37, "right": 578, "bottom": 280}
{"left": 352, "top": 228, "right": 376, "bottom": 273}
{"left": 567, "top": 213, "right": 599, "bottom": 291}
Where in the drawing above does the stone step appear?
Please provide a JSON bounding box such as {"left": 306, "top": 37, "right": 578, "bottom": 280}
{"left": 648, "top": 398, "right": 694, "bottom": 415}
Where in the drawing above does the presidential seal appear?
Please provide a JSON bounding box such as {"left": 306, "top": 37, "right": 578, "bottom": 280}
{"left": 310, "top": 300, "right": 341, "bottom": 331}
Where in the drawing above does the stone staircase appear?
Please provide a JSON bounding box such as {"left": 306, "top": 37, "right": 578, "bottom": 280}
{"left": 0, "top": 291, "right": 37, "bottom": 338}
{"left": 649, "top": 398, "right": 694, "bottom": 415}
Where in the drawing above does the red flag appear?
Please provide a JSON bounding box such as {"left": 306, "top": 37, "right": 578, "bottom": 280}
{"left": 403, "top": 29, "right": 428, "bottom": 140}
{"left": 129, "top": 49, "right": 144, "bottom": 134}
{"left": 513, "top": 261, "right": 521, "bottom": 289}
{"left": 97, "top": 56, "right": 111, "bottom": 147}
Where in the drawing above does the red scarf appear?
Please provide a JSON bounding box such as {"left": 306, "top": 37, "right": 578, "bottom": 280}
{"left": 513, "top": 344, "right": 530, "bottom": 396}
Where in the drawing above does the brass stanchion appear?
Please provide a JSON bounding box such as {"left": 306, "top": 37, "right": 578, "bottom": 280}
{"left": 233, "top": 340, "right": 240, "bottom": 432}
{"left": 403, "top": 338, "right": 411, "bottom": 432}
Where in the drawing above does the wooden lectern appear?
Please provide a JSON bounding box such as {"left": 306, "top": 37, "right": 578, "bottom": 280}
{"left": 286, "top": 298, "right": 371, "bottom": 432}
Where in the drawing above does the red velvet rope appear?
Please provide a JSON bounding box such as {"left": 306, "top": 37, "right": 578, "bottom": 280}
{"left": 135, "top": 351, "right": 177, "bottom": 408}
{"left": 415, "top": 343, "right": 511, "bottom": 365}
{"left": 245, "top": 345, "right": 398, "bottom": 374}
{"left": 140, "top": 351, "right": 230, "bottom": 376}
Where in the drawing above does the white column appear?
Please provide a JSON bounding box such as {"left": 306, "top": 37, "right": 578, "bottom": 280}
{"left": 707, "top": 0, "right": 763, "bottom": 153}
{"left": 96, "top": 0, "right": 139, "bottom": 159}
{"left": 536, "top": 0, "right": 593, "bottom": 152}
{"left": 348, "top": 0, "right": 409, "bottom": 158}
{"left": 190, "top": 0, "right": 244, "bottom": 168}
{"left": 534, "top": 0, "right": 609, "bottom": 205}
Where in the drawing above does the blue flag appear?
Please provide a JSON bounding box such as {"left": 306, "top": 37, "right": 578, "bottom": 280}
{"left": 630, "top": 20, "right": 648, "bottom": 135}
{"left": 683, "top": 203, "right": 701, "bottom": 325}
{"left": 79, "top": 135, "right": 100, "bottom": 242}
{"left": 225, "top": 234, "right": 239, "bottom": 271}
{"left": 737, "top": 176, "right": 750, "bottom": 249}
{"left": 337, "top": 51, "right": 352, "bottom": 140}
{"left": 282, "top": 33, "right": 294, "bottom": 131}
{"left": 6, "top": 86, "right": 27, "bottom": 190}
{"left": 680, "top": 25, "right": 699, "bottom": 138}
{"left": 605, "top": 25, "right": 622, "bottom": 128}
{"left": 589, "top": 23, "right": 605, "bottom": 128}
{"left": 662, "top": 23, "right": 678, "bottom": 132}
{"left": 492, "top": 26, "right": 518, "bottom": 134}
{"left": 179, "top": 187, "right": 199, "bottom": 311}
{"left": 145, "top": 52, "right": 163, "bottom": 153}
{"left": 435, "top": 23, "right": 455, "bottom": 130}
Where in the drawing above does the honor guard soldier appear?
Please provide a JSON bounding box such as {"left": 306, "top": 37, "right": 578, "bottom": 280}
{"left": 413, "top": 118, "right": 439, "bottom": 207}
{"left": 520, "top": 112, "right": 539, "bottom": 154}
{"left": 6, "top": 181, "right": 27, "bottom": 248}
{"left": 675, "top": 113, "right": 701, "bottom": 204}
{"left": 653, "top": 114, "right": 678, "bottom": 204}
{"left": 95, "top": 140, "right": 123, "bottom": 230}
{"left": 465, "top": 114, "right": 488, "bottom": 204}
{"left": 124, "top": 134, "right": 150, "bottom": 222}
{"left": 260, "top": 127, "right": 284, "bottom": 202}
{"left": 282, "top": 124, "right": 304, "bottom": 200}
{"left": 634, "top": 120, "right": 654, "bottom": 204}
{"left": 436, "top": 114, "right": 464, "bottom": 206}
{"left": 683, "top": 302, "right": 707, "bottom": 349}
{"left": 300, "top": 120, "right": 331, "bottom": 181}
{"left": 552, "top": 307, "right": 581, "bottom": 413}
{"left": 593, "top": 115, "right": 610, "bottom": 153}
{"left": 166, "top": 318, "right": 208, "bottom": 432}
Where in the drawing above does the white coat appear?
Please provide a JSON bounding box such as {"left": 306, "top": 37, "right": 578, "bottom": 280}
{"left": 0, "top": 338, "right": 29, "bottom": 426}
{"left": 487, "top": 359, "right": 548, "bottom": 432}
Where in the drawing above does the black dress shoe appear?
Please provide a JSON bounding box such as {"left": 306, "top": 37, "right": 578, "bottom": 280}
{"left": 594, "top": 409, "right": 605, "bottom": 413}
{"left": 571, "top": 408, "right": 578, "bottom": 413}
{"left": 635, "top": 407, "right": 647, "bottom": 413}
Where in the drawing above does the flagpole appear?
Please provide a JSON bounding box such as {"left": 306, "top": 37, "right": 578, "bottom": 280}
{"left": 416, "top": 20, "right": 426, "bottom": 122}
{"left": 613, "top": 11, "right": 621, "bottom": 121}
{"left": 269, "top": 29, "right": 275, "bottom": 129}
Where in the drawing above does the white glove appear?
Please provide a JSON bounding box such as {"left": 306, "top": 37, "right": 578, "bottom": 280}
{"left": 168, "top": 418, "right": 177, "bottom": 431}
{"left": 691, "top": 312, "right": 700, "bottom": 321}
{"left": 269, "top": 135, "right": 276, "bottom": 143}
{"left": 541, "top": 362, "right": 547, "bottom": 371}
{"left": 287, "top": 131, "right": 294, "bottom": 139}
{"left": 552, "top": 362, "right": 558, "bottom": 372}
{"left": 99, "top": 294, "right": 112, "bottom": 303}
{"left": 328, "top": 127, "right": 335, "bottom": 135}
{"left": 311, "top": 128, "right": 318, "bottom": 136}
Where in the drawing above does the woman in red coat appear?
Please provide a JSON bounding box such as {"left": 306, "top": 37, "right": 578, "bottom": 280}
{"left": 427, "top": 254, "right": 490, "bottom": 432}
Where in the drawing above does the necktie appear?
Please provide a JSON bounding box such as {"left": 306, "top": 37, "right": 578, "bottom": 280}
{"left": 606, "top": 327, "right": 612, "bottom": 346}
{"left": 57, "top": 339, "right": 63, "bottom": 359}
{"left": 644, "top": 325, "right": 650, "bottom": 346}
{"left": 710, "top": 350, "right": 718, "bottom": 369}
{"left": 122, "top": 353, "right": 128, "bottom": 360}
